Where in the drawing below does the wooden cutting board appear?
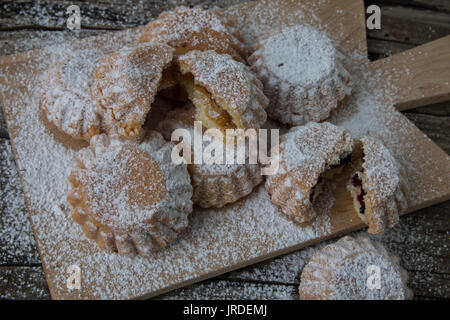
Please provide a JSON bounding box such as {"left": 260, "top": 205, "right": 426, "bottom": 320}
{"left": 0, "top": 0, "right": 449, "bottom": 299}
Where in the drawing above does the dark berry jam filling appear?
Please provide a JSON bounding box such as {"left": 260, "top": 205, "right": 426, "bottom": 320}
{"left": 330, "top": 152, "right": 352, "bottom": 168}
{"left": 351, "top": 174, "right": 366, "bottom": 214}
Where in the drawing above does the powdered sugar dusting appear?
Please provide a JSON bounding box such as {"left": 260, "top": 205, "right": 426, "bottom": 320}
{"left": 260, "top": 25, "right": 335, "bottom": 85}
{"left": 40, "top": 47, "right": 105, "bottom": 140}
{"left": 328, "top": 53, "right": 450, "bottom": 205}
{"left": 299, "top": 236, "right": 413, "bottom": 300}
{"left": 178, "top": 50, "right": 268, "bottom": 128}
{"left": 0, "top": 29, "right": 333, "bottom": 298}
{"left": 0, "top": 140, "right": 39, "bottom": 264}
{"left": 248, "top": 24, "right": 353, "bottom": 126}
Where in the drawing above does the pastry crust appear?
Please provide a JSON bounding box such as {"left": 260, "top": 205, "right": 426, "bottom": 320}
{"left": 40, "top": 48, "right": 104, "bottom": 141}
{"left": 265, "top": 122, "right": 353, "bottom": 224}
{"left": 91, "top": 43, "right": 174, "bottom": 140}
{"left": 248, "top": 25, "right": 353, "bottom": 125}
{"left": 139, "top": 6, "right": 245, "bottom": 61}
{"left": 177, "top": 50, "right": 268, "bottom": 136}
{"left": 299, "top": 236, "right": 413, "bottom": 300}
{"left": 67, "top": 131, "right": 193, "bottom": 256}
{"left": 347, "top": 136, "right": 408, "bottom": 234}
{"left": 158, "top": 104, "right": 263, "bottom": 208}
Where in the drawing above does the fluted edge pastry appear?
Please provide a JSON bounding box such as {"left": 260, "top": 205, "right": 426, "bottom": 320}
{"left": 91, "top": 43, "right": 174, "bottom": 140}
{"left": 248, "top": 25, "right": 352, "bottom": 125}
{"left": 139, "top": 6, "right": 246, "bottom": 62}
{"left": 177, "top": 50, "right": 268, "bottom": 135}
{"left": 347, "top": 136, "right": 408, "bottom": 234}
{"left": 299, "top": 236, "right": 413, "bottom": 300}
{"left": 67, "top": 131, "right": 193, "bottom": 256}
{"left": 157, "top": 104, "right": 263, "bottom": 208}
{"left": 265, "top": 122, "right": 353, "bottom": 224}
{"left": 40, "top": 48, "right": 104, "bottom": 141}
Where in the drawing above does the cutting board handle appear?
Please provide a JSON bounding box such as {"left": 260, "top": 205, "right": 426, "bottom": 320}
{"left": 371, "top": 36, "right": 450, "bottom": 111}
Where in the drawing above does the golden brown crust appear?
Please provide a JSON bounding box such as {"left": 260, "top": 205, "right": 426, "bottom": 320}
{"left": 90, "top": 43, "right": 174, "bottom": 140}
{"left": 265, "top": 122, "right": 353, "bottom": 224}
{"left": 67, "top": 132, "right": 193, "bottom": 256}
{"left": 177, "top": 50, "right": 268, "bottom": 135}
{"left": 190, "top": 163, "right": 262, "bottom": 208}
{"left": 157, "top": 104, "right": 263, "bottom": 208}
{"left": 299, "top": 236, "right": 413, "bottom": 300}
{"left": 347, "top": 136, "right": 407, "bottom": 234}
{"left": 40, "top": 49, "right": 103, "bottom": 141}
{"left": 139, "top": 6, "right": 245, "bottom": 62}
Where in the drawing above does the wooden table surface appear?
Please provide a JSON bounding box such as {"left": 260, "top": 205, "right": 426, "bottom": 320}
{"left": 0, "top": 0, "right": 449, "bottom": 300}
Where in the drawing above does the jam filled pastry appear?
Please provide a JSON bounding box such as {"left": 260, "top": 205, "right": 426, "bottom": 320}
{"left": 139, "top": 6, "right": 245, "bottom": 62}
{"left": 347, "top": 136, "right": 408, "bottom": 234}
{"left": 40, "top": 48, "right": 105, "bottom": 141}
{"left": 90, "top": 43, "right": 174, "bottom": 140}
{"left": 265, "top": 122, "right": 353, "bottom": 224}
{"left": 67, "top": 131, "right": 193, "bottom": 256}
{"left": 248, "top": 25, "right": 353, "bottom": 125}
{"left": 176, "top": 50, "right": 269, "bottom": 137}
{"left": 299, "top": 236, "right": 413, "bottom": 300}
{"left": 157, "top": 104, "right": 263, "bottom": 208}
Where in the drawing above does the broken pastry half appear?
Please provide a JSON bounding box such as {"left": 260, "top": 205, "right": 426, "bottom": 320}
{"left": 347, "top": 136, "right": 407, "bottom": 234}
{"left": 40, "top": 48, "right": 105, "bottom": 141}
{"left": 139, "top": 6, "right": 246, "bottom": 62}
{"left": 176, "top": 50, "right": 269, "bottom": 139}
{"left": 299, "top": 236, "right": 413, "bottom": 300}
{"left": 157, "top": 104, "right": 263, "bottom": 208}
{"left": 248, "top": 25, "right": 353, "bottom": 125}
{"left": 265, "top": 122, "right": 353, "bottom": 224}
{"left": 90, "top": 43, "right": 174, "bottom": 140}
{"left": 67, "top": 131, "right": 193, "bottom": 256}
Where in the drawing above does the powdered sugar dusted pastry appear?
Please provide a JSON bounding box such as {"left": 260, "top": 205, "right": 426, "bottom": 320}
{"left": 67, "top": 131, "right": 193, "bottom": 256}
{"left": 347, "top": 136, "right": 407, "bottom": 234}
{"left": 91, "top": 43, "right": 174, "bottom": 139}
{"left": 248, "top": 25, "right": 353, "bottom": 125}
{"left": 158, "top": 104, "right": 263, "bottom": 208}
{"left": 177, "top": 50, "right": 268, "bottom": 136}
{"left": 299, "top": 236, "right": 413, "bottom": 300}
{"left": 265, "top": 122, "right": 353, "bottom": 224}
{"left": 139, "top": 6, "right": 245, "bottom": 61}
{"left": 40, "top": 48, "right": 103, "bottom": 141}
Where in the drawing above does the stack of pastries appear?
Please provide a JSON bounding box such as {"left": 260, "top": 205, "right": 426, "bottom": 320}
{"left": 39, "top": 5, "right": 410, "bottom": 299}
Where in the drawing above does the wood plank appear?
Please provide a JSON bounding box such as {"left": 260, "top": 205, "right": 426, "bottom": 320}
{"left": 367, "top": 0, "right": 450, "bottom": 13}
{"left": 0, "top": 266, "right": 51, "bottom": 299}
{"left": 158, "top": 279, "right": 298, "bottom": 300}
{"left": 367, "top": 38, "right": 414, "bottom": 60}
{"left": 366, "top": 6, "right": 450, "bottom": 45}
{"left": 0, "top": 0, "right": 162, "bottom": 29}
{"left": 0, "top": 0, "right": 252, "bottom": 30}
{"left": 0, "top": 30, "right": 109, "bottom": 56}
{"left": 403, "top": 113, "right": 450, "bottom": 153}
{"left": 0, "top": 104, "right": 7, "bottom": 138}
{"left": 405, "top": 101, "right": 450, "bottom": 117}
{"left": 0, "top": 138, "right": 40, "bottom": 265}
{"left": 408, "top": 271, "right": 450, "bottom": 299}
{"left": 221, "top": 202, "right": 450, "bottom": 284}
{"left": 372, "top": 36, "right": 450, "bottom": 110}
{"left": 2, "top": 1, "right": 449, "bottom": 49}
{"left": 2, "top": 202, "right": 448, "bottom": 300}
